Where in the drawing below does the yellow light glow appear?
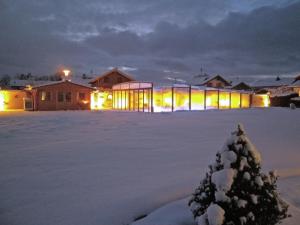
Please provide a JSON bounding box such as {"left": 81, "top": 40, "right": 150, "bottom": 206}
{"left": 231, "top": 92, "right": 241, "bottom": 108}
{"left": 0, "top": 92, "right": 5, "bottom": 111}
{"left": 164, "top": 97, "right": 172, "bottom": 105}
{"left": 206, "top": 97, "right": 211, "bottom": 106}
{"left": 90, "top": 91, "right": 112, "bottom": 110}
{"left": 263, "top": 95, "right": 270, "bottom": 107}
{"left": 219, "top": 99, "right": 230, "bottom": 107}
{"left": 191, "top": 90, "right": 204, "bottom": 110}
{"left": 63, "top": 70, "right": 70, "bottom": 77}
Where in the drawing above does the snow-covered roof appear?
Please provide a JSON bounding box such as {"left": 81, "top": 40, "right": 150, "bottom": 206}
{"left": 250, "top": 77, "right": 294, "bottom": 87}
{"left": 89, "top": 68, "right": 135, "bottom": 84}
{"left": 9, "top": 79, "right": 49, "bottom": 87}
{"left": 290, "top": 80, "right": 300, "bottom": 87}
{"left": 32, "top": 80, "right": 94, "bottom": 89}
{"left": 191, "top": 75, "right": 231, "bottom": 86}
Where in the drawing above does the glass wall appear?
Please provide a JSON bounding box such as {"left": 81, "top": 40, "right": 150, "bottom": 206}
{"left": 241, "top": 93, "right": 250, "bottom": 108}
{"left": 111, "top": 82, "right": 267, "bottom": 112}
{"left": 231, "top": 92, "right": 241, "bottom": 109}
{"left": 153, "top": 87, "right": 172, "bottom": 112}
{"left": 191, "top": 88, "right": 205, "bottom": 110}
{"left": 112, "top": 82, "right": 153, "bottom": 112}
{"left": 219, "top": 91, "right": 230, "bottom": 109}
{"left": 251, "top": 94, "right": 270, "bottom": 107}
{"left": 91, "top": 90, "right": 112, "bottom": 110}
{"left": 205, "top": 90, "right": 219, "bottom": 109}
{"left": 173, "top": 87, "right": 190, "bottom": 111}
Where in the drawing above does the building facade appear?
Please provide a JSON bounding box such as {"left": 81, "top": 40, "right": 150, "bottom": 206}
{"left": 32, "top": 81, "right": 94, "bottom": 111}
{"left": 89, "top": 68, "right": 135, "bottom": 89}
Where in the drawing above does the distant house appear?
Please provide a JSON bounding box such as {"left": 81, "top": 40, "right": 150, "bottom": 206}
{"left": 289, "top": 75, "right": 300, "bottom": 96}
{"left": 89, "top": 68, "right": 135, "bottom": 89}
{"left": 32, "top": 80, "right": 94, "bottom": 111}
{"left": 231, "top": 82, "right": 252, "bottom": 91}
{"left": 197, "top": 75, "right": 231, "bottom": 88}
{"left": 250, "top": 77, "right": 294, "bottom": 90}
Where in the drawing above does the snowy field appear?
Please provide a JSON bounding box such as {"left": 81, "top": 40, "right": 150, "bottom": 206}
{"left": 0, "top": 108, "right": 300, "bottom": 225}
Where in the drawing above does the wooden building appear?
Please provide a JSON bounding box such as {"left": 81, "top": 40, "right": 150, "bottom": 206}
{"left": 200, "top": 75, "right": 231, "bottom": 88}
{"left": 231, "top": 82, "right": 252, "bottom": 91}
{"left": 32, "top": 81, "right": 94, "bottom": 111}
{"left": 89, "top": 68, "right": 135, "bottom": 89}
{"left": 0, "top": 89, "right": 33, "bottom": 111}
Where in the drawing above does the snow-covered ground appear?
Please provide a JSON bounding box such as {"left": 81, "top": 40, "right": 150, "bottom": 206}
{"left": 0, "top": 108, "right": 299, "bottom": 225}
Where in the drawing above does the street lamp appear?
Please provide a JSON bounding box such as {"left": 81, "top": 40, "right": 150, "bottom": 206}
{"left": 63, "top": 69, "right": 71, "bottom": 81}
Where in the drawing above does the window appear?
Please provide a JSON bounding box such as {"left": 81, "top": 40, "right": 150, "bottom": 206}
{"left": 79, "top": 93, "right": 85, "bottom": 100}
{"left": 41, "top": 91, "right": 51, "bottom": 101}
{"left": 66, "top": 92, "right": 71, "bottom": 102}
{"left": 58, "top": 92, "right": 64, "bottom": 102}
{"left": 104, "top": 77, "right": 110, "bottom": 83}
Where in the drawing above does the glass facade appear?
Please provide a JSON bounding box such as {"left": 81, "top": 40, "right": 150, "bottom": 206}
{"left": 112, "top": 82, "right": 153, "bottom": 112}
{"left": 91, "top": 82, "right": 269, "bottom": 112}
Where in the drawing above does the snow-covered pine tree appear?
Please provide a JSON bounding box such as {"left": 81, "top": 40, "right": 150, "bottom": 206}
{"left": 189, "top": 124, "right": 289, "bottom": 225}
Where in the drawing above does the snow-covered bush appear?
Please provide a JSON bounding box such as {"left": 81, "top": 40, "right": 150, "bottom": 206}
{"left": 189, "top": 124, "right": 289, "bottom": 225}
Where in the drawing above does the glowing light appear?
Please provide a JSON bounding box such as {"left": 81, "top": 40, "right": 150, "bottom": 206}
{"left": 263, "top": 95, "right": 270, "bottom": 107}
{"left": 164, "top": 97, "right": 172, "bottom": 105}
{"left": 219, "top": 99, "right": 230, "bottom": 107}
{"left": 63, "top": 70, "right": 70, "bottom": 77}
{"left": 90, "top": 91, "right": 112, "bottom": 110}
{"left": 206, "top": 97, "right": 211, "bottom": 106}
{"left": 0, "top": 92, "right": 5, "bottom": 111}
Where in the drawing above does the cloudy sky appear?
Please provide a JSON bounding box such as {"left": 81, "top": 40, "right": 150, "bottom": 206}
{"left": 0, "top": 0, "right": 299, "bottom": 81}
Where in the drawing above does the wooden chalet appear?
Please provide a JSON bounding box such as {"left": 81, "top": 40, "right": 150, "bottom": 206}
{"left": 231, "top": 82, "right": 252, "bottom": 91}
{"left": 32, "top": 80, "right": 94, "bottom": 111}
{"left": 200, "top": 75, "right": 231, "bottom": 88}
{"left": 89, "top": 68, "right": 135, "bottom": 89}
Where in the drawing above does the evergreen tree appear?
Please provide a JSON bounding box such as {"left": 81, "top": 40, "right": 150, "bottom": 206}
{"left": 189, "top": 124, "right": 289, "bottom": 225}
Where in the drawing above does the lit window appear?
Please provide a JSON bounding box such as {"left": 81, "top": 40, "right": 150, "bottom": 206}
{"left": 41, "top": 92, "right": 51, "bottom": 101}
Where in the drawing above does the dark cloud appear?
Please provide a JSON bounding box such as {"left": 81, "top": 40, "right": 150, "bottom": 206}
{"left": 0, "top": 0, "right": 299, "bottom": 80}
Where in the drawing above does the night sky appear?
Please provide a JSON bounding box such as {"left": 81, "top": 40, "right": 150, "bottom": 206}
{"left": 0, "top": 0, "right": 300, "bottom": 81}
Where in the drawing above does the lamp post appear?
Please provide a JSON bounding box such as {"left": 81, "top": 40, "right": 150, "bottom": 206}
{"left": 63, "top": 69, "right": 71, "bottom": 81}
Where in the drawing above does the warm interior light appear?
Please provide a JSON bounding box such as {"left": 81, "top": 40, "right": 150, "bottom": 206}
{"left": 164, "top": 97, "right": 172, "bottom": 105}
{"left": 206, "top": 97, "right": 211, "bottom": 106}
{"left": 0, "top": 92, "right": 5, "bottom": 111}
{"left": 90, "top": 91, "right": 112, "bottom": 110}
{"left": 219, "top": 99, "right": 230, "bottom": 107}
{"left": 263, "top": 95, "right": 270, "bottom": 107}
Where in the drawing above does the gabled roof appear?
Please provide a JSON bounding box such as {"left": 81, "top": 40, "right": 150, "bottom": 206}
{"left": 290, "top": 80, "right": 300, "bottom": 87}
{"left": 201, "top": 75, "right": 231, "bottom": 86}
{"left": 32, "top": 80, "right": 94, "bottom": 90}
{"left": 231, "top": 82, "right": 252, "bottom": 90}
{"left": 292, "top": 75, "right": 300, "bottom": 83}
{"left": 89, "top": 68, "right": 135, "bottom": 84}
{"left": 250, "top": 77, "right": 294, "bottom": 88}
